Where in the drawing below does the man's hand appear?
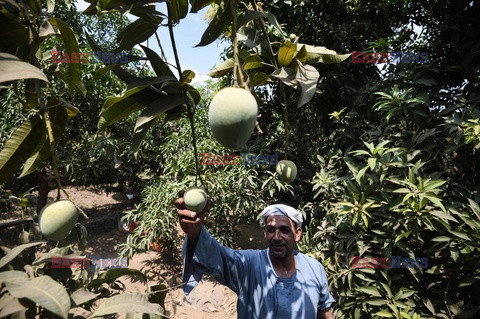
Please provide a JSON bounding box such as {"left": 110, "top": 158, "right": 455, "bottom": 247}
{"left": 174, "top": 190, "right": 210, "bottom": 246}
{"left": 317, "top": 308, "right": 334, "bottom": 319}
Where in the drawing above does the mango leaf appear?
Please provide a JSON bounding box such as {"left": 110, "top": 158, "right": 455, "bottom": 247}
{"left": 277, "top": 41, "right": 297, "bottom": 67}
{"left": 243, "top": 55, "right": 264, "bottom": 70}
{"left": 0, "top": 293, "right": 27, "bottom": 318}
{"left": 0, "top": 116, "right": 45, "bottom": 184}
{"left": 88, "top": 292, "right": 163, "bottom": 318}
{"left": 207, "top": 58, "right": 234, "bottom": 77}
{"left": 458, "top": 276, "right": 480, "bottom": 288}
{"left": 190, "top": 0, "right": 214, "bottom": 13}
{"left": 236, "top": 11, "right": 266, "bottom": 31}
{"left": 297, "top": 43, "right": 350, "bottom": 64}
{"left": 98, "top": 87, "right": 147, "bottom": 130}
{"left": 376, "top": 311, "right": 394, "bottom": 317}
{"left": 196, "top": 0, "right": 233, "bottom": 47}
{"left": 127, "top": 76, "right": 176, "bottom": 90}
{"left": 5, "top": 276, "right": 70, "bottom": 319}
{"left": 134, "top": 94, "right": 189, "bottom": 131}
{"left": 271, "top": 67, "right": 297, "bottom": 88}
{"left": 0, "top": 52, "right": 48, "bottom": 83}
{"left": 117, "top": 19, "right": 159, "bottom": 51}
{"left": 249, "top": 71, "right": 272, "bottom": 87}
{"left": 170, "top": 0, "right": 189, "bottom": 23}
{"left": 0, "top": 271, "right": 28, "bottom": 284}
{"left": 141, "top": 45, "right": 176, "bottom": 78}
{"left": 131, "top": 117, "right": 157, "bottom": 154}
{"left": 356, "top": 286, "right": 381, "bottom": 297}
{"left": 48, "top": 18, "right": 86, "bottom": 96}
{"left": 70, "top": 288, "right": 100, "bottom": 307}
{"left": 0, "top": 242, "right": 46, "bottom": 268}
{"left": 88, "top": 268, "right": 147, "bottom": 288}
{"left": 94, "top": 64, "right": 120, "bottom": 80}
{"left": 237, "top": 26, "right": 274, "bottom": 59}
{"left": 20, "top": 100, "right": 74, "bottom": 178}
{"left": 265, "top": 12, "right": 287, "bottom": 36}
{"left": 296, "top": 61, "right": 319, "bottom": 107}
{"left": 183, "top": 83, "right": 201, "bottom": 105}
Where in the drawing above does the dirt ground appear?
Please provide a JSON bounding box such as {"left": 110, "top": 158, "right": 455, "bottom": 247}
{"left": 42, "top": 186, "right": 266, "bottom": 318}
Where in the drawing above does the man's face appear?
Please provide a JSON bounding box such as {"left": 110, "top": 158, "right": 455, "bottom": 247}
{"left": 263, "top": 215, "right": 302, "bottom": 260}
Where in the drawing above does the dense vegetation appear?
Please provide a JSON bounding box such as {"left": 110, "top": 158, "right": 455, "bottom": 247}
{"left": 0, "top": 0, "right": 479, "bottom": 317}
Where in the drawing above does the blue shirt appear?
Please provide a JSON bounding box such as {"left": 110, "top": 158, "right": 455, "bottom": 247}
{"left": 182, "top": 227, "right": 335, "bottom": 318}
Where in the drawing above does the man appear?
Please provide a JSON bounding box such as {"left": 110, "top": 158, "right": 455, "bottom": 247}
{"left": 175, "top": 191, "right": 335, "bottom": 318}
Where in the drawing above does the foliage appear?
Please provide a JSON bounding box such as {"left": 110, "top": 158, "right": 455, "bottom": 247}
{"left": 305, "top": 87, "right": 480, "bottom": 318}
{"left": 0, "top": 226, "right": 165, "bottom": 318}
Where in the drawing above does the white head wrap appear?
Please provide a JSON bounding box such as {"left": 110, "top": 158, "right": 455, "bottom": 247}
{"left": 259, "top": 204, "right": 303, "bottom": 228}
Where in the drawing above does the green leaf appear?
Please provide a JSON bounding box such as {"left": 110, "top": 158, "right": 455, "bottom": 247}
{"left": 170, "top": 0, "right": 189, "bottom": 23}
{"left": 458, "top": 276, "right": 480, "bottom": 288}
{"left": 357, "top": 286, "right": 381, "bottom": 297}
{"left": 431, "top": 236, "right": 451, "bottom": 242}
{"left": 0, "top": 52, "right": 48, "bottom": 83}
{"left": 277, "top": 41, "right": 297, "bottom": 67}
{"left": 365, "top": 299, "right": 387, "bottom": 306}
{"left": 236, "top": 11, "right": 266, "bottom": 31}
{"left": 5, "top": 276, "right": 70, "bottom": 319}
{"left": 271, "top": 67, "right": 297, "bottom": 88}
{"left": 0, "top": 293, "right": 27, "bottom": 318}
{"left": 0, "top": 271, "right": 28, "bottom": 284}
{"left": 141, "top": 45, "right": 176, "bottom": 78}
{"left": 467, "top": 198, "right": 480, "bottom": 220}
{"left": 196, "top": 0, "right": 233, "bottom": 47}
{"left": 117, "top": 19, "right": 159, "bottom": 51}
{"left": 20, "top": 101, "right": 73, "bottom": 178}
{"left": 207, "top": 58, "right": 234, "bottom": 77}
{"left": 296, "top": 43, "right": 350, "bottom": 64}
{"left": 0, "top": 116, "right": 45, "bottom": 184}
{"left": 88, "top": 268, "right": 147, "bottom": 288}
{"left": 296, "top": 61, "right": 319, "bottom": 107}
{"left": 70, "top": 288, "right": 100, "bottom": 307}
{"left": 376, "top": 311, "right": 394, "bottom": 317}
{"left": 265, "top": 12, "right": 287, "bottom": 36}
{"left": 249, "top": 71, "right": 272, "bottom": 87}
{"left": 127, "top": 76, "right": 176, "bottom": 90}
{"left": 425, "top": 195, "right": 446, "bottom": 212}
{"left": 94, "top": 64, "right": 121, "bottom": 80}
{"left": 88, "top": 292, "right": 163, "bottom": 318}
{"left": 190, "top": 0, "right": 215, "bottom": 13}
{"left": 0, "top": 242, "right": 46, "bottom": 268}
{"left": 134, "top": 94, "right": 189, "bottom": 131}
{"left": 98, "top": 87, "right": 147, "bottom": 130}
{"left": 183, "top": 83, "right": 201, "bottom": 105}
{"left": 131, "top": 117, "right": 157, "bottom": 154}
{"left": 48, "top": 18, "right": 86, "bottom": 96}
{"left": 243, "top": 55, "right": 264, "bottom": 70}
{"left": 395, "top": 231, "right": 411, "bottom": 243}
{"left": 423, "top": 179, "right": 446, "bottom": 192}
{"left": 237, "top": 26, "right": 273, "bottom": 59}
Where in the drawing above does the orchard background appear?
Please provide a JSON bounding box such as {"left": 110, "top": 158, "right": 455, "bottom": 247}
{"left": 1, "top": 0, "right": 479, "bottom": 318}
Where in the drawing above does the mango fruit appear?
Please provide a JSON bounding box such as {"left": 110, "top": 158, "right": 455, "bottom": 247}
{"left": 184, "top": 187, "right": 208, "bottom": 213}
{"left": 39, "top": 200, "right": 79, "bottom": 241}
{"left": 276, "top": 160, "right": 297, "bottom": 183}
{"left": 208, "top": 87, "right": 258, "bottom": 150}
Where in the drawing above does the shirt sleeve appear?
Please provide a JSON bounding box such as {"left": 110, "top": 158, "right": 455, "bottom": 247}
{"left": 316, "top": 262, "right": 336, "bottom": 311}
{"left": 182, "top": 226, "right": 248, "bottom": 295}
